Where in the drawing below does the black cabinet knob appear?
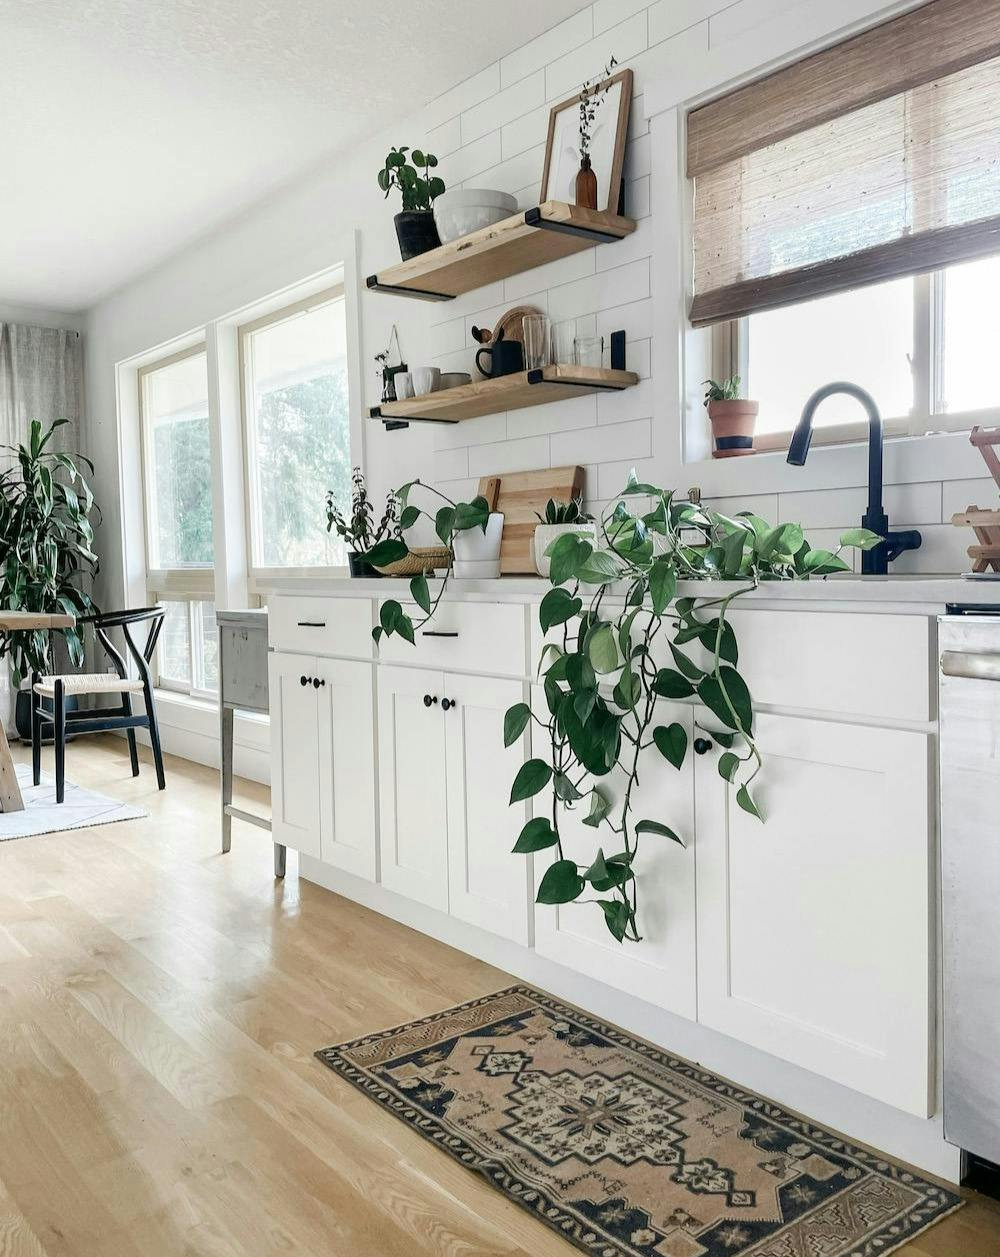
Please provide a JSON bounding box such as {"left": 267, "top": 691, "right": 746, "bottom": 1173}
{"left": 693, "top": 737, "right": 713, "bottom": 755}
{"left": 441, "top": 697, "right": 456, "bottom": 712}
{"left": 300, "top": 675, "right": 308, "bottom": 686}
{"left": 313, "top": 677, "right": 321, "bottom": 688}
{"left": 423, "top": 694, "right": 439, "bottom": 707}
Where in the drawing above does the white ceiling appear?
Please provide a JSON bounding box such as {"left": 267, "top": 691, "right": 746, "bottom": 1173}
{"left": 1, "top": 0, "right": 591, "bottom": 313}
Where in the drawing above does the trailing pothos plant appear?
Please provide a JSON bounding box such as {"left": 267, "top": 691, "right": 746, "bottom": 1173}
{"left": 0, "top": 418, "right": 100, "bottom": 683}
{"left": 368, "top": 471, "right": 880, "bottom": 944}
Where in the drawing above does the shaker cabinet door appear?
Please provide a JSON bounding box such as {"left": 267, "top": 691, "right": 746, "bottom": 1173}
{"left": 444, "top": 673, "right": 532, "bottom": 944}
{"left": 377, "top": 664, "right": 449, "bottom": 911}
{"left": 268, "top": 651, "right": 322, "bottom": 859}
{"left": 317, "top": 658, "right": 378, "bottom": 881}
{"left": 531, "top": 687, "right": 698, "bottom": 1020}
{"left": 695, "top": 711, "right": 932, "bottom": 1117}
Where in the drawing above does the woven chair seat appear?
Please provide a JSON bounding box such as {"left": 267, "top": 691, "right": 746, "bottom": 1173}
{"left": 33, "top": 672, "right": 145, "bottom": 697}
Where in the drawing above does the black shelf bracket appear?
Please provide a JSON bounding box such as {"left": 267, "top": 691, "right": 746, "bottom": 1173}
{"left": 368, "top": 405, "right": 456, "bottom": 429}
{"left": 523, "top": 206, "right": 625, "bottom": 244}
{"left": 366, "top": 274, "right": 454, "bottom": 302}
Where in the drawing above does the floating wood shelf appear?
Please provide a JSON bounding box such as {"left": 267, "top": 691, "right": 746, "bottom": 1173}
{"left": 370, "top": 365, "right": 639, "bottom": 428}
{"left": 366, "top": 202, "right": 636, "bottom": 301}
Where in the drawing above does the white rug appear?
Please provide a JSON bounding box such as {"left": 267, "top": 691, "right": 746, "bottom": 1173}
{"left": 0, "top": 764, "right": 148, "bottom": 840}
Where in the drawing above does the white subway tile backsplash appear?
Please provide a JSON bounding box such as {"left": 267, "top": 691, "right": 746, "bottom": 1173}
{"left": 942, "top": 477, "right": 999, "bottom": 519}
{"left": 448, "top": 131, "right": 503, "bottom": 185}
{"left": 598, "top": 376, "right": 654, "bottom": 425}
{"left": 424, "top": 63, "right": 500, "bottom": 131}
{"left": 596, "top": 216, "right": 652, "bottom": 270}
{"left": 434, "top": 447, "right": 470, "bottom": 482}
{"left": 648, "top": 0, "right": 724, "bottom": 45}
{"left": 503, "top": 248, "right": 595, "bottom": 305}
{"left": 500, "top": 9, "right": 594, "bottom": 88}
{"left": 468, "top": 434, "right": 551, "bottom": 477}
{"left": 501, "top": 105, "right": 552, "bottom": 162}
{"left": 629, "top": 93, "right": 649, "bottom": 138}
{"left": 629, "top": 20, "right": 709, "bottom": 93}
{"left": 594, "top": 0, "right": 650, "bottom": 37}
{"left": 426, "top": 115, "right": 462, "bottom": 158}
{"left": 703, "top": 492, "right": 780, "bottom": 521}
{"left": 551, "top": 417, "right": 652, "bottom": 466}
{"left": 437, "top": 477, "right": 479, "bottom": 503}
{"left": 547, "top": 257, "right": 650, "bottom": 322}
{"left": 777, "top": 482, "right": 942, "bottom": 530}
{"left": 626, "top": 338, "right": 651, "bottom": 378}
{"left": 624, "top": 132, "right": 651, "bottom": 181}
{"left": 435, "top": 410, "right": 506, "bottom": 451}
{"left": 428, "top": 316, "right": 467, "bottom": 357}
{"left": 598, "top": 457, "right": 660, "bottom": 499}
{"left": 891, "top": 524, "right": 970, "bottom": 575}
{"left": 545, "top": 13, "right": 648, "bottom": 101}
{"left": 625, "top": 174, "right": 650, "bottom": 219}
{"left": 507, "top": 392, "right": 598, "bottom": 440}
{"left": 472, "top": 144, "right": 547, "bottom": 200}
{"left": 709, "top": 0, "right": 798, "bottom": 47}
{"left": 462, "top": 72, "right": 545, "bottom": 146}
{"left": 597, "top": 297, "right": 652, "bottom": 342}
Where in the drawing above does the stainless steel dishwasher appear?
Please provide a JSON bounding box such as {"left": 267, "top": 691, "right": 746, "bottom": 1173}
{"left": 940, "top": 606, "right": 1000, "bottom": 1193}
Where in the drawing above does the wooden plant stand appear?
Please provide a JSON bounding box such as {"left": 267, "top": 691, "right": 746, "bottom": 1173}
{"left": 951, "top": 426, "right": 1000, "bottom": 573}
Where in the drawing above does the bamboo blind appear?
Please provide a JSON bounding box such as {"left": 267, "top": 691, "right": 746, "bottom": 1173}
{"left": 688, "top": 0, "right": 1000, "bottom": 326}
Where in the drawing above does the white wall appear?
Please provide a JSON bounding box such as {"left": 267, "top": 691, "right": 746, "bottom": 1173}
{"left": 84, "top": 0, "right": 991, "bottom": 620}
{"left": 0, "top": 302, "right": 86, "bottom": 333}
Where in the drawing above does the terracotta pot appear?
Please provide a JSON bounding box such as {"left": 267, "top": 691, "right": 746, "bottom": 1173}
{"left": 708, "top": 399, "right": 759, "bottom": 458}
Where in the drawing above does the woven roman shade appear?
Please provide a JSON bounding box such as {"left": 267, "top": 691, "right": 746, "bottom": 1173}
{"left": 688, "top": 0, "right": 1000, "bottom": 326}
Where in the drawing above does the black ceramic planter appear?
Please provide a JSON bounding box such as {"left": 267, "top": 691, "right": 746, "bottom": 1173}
{"left": 348, "top": 553, "right": 383, "bottom": 579}
{"left": 394, "top": 211, "right": 440, "bottom": 261}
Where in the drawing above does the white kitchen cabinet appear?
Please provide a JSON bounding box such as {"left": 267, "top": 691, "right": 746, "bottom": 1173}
{"left": 695, "top": 710, "right": 932, "bottom": 1117}
{"left": 378, "top": 664, "right": 450, "bottom": 911}
{"left": 269, "top": 650, "right": 377, "bottom": 876}
{"left": 269, "top": 651, "right": 323, "bottom": 859}
{"left": 445, "top": 673, "right": 531, "bottom": 944}
{"left": 377, "top": 665, "right": 531, "bottom": 938}
{"left": 531, "top": 690, "right": 698, "bottom": 1019}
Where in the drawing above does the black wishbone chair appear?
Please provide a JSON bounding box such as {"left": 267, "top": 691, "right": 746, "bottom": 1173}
{"left": 31, "top": 607, "right": 167, "bottom": 802}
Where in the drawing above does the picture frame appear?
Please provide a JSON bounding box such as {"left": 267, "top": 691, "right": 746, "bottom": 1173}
{"left": 539, "top": 67, "right": 633, "bottom": 215}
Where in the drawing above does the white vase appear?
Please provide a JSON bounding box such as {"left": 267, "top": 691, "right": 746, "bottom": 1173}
{"left": 453, "top": 512, "right": 504, "bottom": 578}
{"left": 533, "top": 522, "right": 598, "bottom": 578}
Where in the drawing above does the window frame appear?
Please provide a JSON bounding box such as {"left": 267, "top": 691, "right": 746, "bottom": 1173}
{"left": 155, "top": 596, "right": 218, "bottom": 702}
{"left": 713, "top": 265, "right": 1000, "bottom": 452}
{"left": 237, "top": 283, "right": 350, "bottom": 590}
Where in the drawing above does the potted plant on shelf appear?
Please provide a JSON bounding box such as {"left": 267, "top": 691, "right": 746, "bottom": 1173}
{"left": 377, "top": 146, "right": 446, "bottom": 261}
{"left": 704, "top": 376, "right": 759, "bottom": 458}
{"left": 326, "top": 468, "right": 400, "bottom": 578}
{"left": 0, "top": 418, "right": 100, "bottom": 738}
{"left": 532, "top": 497, "right": 597, "bottom": 577}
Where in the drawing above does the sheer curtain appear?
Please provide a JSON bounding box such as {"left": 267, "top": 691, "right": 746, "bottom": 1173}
{"left": 0, "top": 322, "right": 85, "bottom": 733}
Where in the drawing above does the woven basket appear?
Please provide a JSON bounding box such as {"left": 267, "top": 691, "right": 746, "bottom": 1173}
{"left": 373, "top": 546, "right": 450, "bottom": 577}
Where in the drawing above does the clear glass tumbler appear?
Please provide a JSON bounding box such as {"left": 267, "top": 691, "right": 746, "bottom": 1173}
{"left": 552, "top": 319, "right": 577, "bottom": 364}
{"left": 575, "top": 335, "right": 605, "bottom": 368}
{"left": 522, "top": 315, "right": 551, "bottom": 370}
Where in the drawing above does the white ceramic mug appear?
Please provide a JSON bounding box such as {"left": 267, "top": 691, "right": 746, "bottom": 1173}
{"left": 394, "top": 371, "right": 413, "bottom": 399}
{"left": 411, "top": 367, "right": 441, "bottom": 396}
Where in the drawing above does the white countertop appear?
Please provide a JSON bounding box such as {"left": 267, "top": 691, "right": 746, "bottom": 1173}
{"left": 266, "top": 572, "right": 1000, "bottom": 610}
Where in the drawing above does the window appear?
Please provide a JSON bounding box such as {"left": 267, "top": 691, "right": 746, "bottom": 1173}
{"left": 240, "top": 288, "right": 351, "bottom": 574}
{"left": 719, "top": 253, "right": 1000, "bottom": 450}
{"left": 139, "top": 347, "right": 214, "bottom": 572}
{"left": 139, "top": 347, "right": 217, "bottom": 694}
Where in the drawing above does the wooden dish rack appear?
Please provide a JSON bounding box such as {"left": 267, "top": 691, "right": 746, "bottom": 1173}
{"left": 951, "top": 426, "right": 1000, "bottom": 573}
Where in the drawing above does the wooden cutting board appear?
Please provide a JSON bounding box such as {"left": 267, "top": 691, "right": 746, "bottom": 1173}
{"left": 478, "top": 465, "right": 585, "bottom": 574}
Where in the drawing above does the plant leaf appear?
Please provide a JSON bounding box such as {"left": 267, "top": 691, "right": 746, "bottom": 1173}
{"left": 648, "top": 558, "right": 677, "bottom": 614}
{"left": 737, "top": 784, "right": 762, "bottom": 820}
{"left": 536, "top": 859, "right": 585, "bottom": 904}
{"left": 586, "top": 623, "right": 619, "bottom": 675}
{"left": 512, "top": 817, "right": 558, "bottom": 852}
{"left": 718, "top": 751, "right": 740, "bottom": 782}
{"left": 409, "top": 573, "right": 431, "bottom": 614}
{"left": 365, "top": 539, "right": 408, "bottom": 567}
{"left": 510, "top": 759, "right": 553, "bottom": 804}
{"left": 597, "top": 898, "right": 632, "bottom": 942}
{"left": 697, "top": 667, "right": 753, "bottom": 734}
{"left": 539, "top": 587, "right": 582, "bottom": 633}
{"left": 581, "top": 786, "right": 612, "bottom": 828}
{"left": 839, "top": 527, "right": 883, "bottom": 550}
{"left": 652, "top": 669, "right": 695, "bottom": 699}
{"left": 634, "top": 819, "right": 684, "bottom": 845}
{"left": 503, "top": 702, "right": 531, "bottom": 747}
{"left": 653, "top": 723, "right": 687, "bottom": 770}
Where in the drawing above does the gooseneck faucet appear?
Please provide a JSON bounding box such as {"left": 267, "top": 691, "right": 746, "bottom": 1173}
{"left": 787, "top": 382, "right": 921, "bottom": 576}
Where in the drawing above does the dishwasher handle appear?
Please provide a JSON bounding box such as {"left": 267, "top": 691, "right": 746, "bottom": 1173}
{"left": 941, "top": 649, "right": 1000, "bottom": 682}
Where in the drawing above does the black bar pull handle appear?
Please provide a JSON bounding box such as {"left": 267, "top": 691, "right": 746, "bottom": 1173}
{"left": 422, "top": 630, "right": 459, "bottom": 638}
{"left": 297, "top": 620, "right": 327, "bottom": 628}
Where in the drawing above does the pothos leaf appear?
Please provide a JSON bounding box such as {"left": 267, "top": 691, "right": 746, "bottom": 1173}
{"left": 503, "top": 702, "right": 531, "bottom": 747}
{"left": 597, "top": 898, "right": 632, "bottom": 942}
{"left": 737, "top": 784, "right": 762, "bottom": 820}
{"left": 512, "top": 817, "right": 558, "bottom": 852}
{"left": 536, "top": 860, "right": 585, "bottom": 904}
{"left": 510, "top": 759, "right": 552, "bottom": 804}
{"left": 581, "top": 786, "right": 612, "bottom": 828}
{"left": 653, "top": 723, "right": 687, "bottom": 770}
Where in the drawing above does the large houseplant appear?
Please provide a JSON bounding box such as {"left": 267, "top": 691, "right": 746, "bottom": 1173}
{"left": 367, "top": 472, "right": 879, "bottom": 944}
{"left": 0, "top": 418, "right": 100, "bottom": 731}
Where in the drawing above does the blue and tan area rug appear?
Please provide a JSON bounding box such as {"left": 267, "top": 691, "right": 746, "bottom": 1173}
{"left": 317, "top": 985, "right": 962, "bottom": 1257}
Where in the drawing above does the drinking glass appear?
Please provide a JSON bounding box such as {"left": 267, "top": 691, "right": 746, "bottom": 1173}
{"left": 575, "top": 335, "right": 605, "bottom": 368}
{"left": 522, "top": 315, "right": 551, "bottom": 369}
{"left": 552, "top": 319, "right": 577, "bottom": 364}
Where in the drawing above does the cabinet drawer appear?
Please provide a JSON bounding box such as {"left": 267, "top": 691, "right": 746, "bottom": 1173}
{"left": 377, "top": 600, "right": 527, "bottom": 677}
{"left": 268, "top": 595, "right": 373, "bottom": 659}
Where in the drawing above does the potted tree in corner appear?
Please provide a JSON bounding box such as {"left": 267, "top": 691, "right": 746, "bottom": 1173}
{"left": 378, "top": 146, "right": 446, "bottom": 261}
{"left": 704, "top": 377, "right": 759, "bottom": 458}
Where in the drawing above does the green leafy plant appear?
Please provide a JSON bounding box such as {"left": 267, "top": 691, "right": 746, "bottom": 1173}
{"left": 362, "top": 482, "right": 493, "bottom": 644}
{"left": 373, "top": 469, "right": 881, "bottom": 946}
{"left": 703, "top": 376, "right": 742, "bottom": 405}
{"left": 0, "top": 418, "right": 100, "bottom": 683}
{"left": 579, "top": 57, "right": 619, "bottom": 157}
{"left": 377, "top": 147, "right": 446, "bottom": 212}
{"left": 326, "top": 467, "right": 399, "bottom": 554}
{"left": 536, "top": 497, "right": 594, "bottom": 525}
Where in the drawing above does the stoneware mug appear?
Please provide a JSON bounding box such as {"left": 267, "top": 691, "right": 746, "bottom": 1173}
{"left": 475, "top": 339, "right": 524, "bottom": 379}
{"left": 411, "top": 367, "right": 441, "bottom": 396}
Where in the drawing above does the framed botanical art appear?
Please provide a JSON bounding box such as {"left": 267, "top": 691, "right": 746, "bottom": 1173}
{"left": 539, "top": 66, "right": 633, "bottom": 214}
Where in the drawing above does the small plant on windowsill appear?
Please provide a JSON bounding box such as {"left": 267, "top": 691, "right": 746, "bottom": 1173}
{"left": 368, "top": 468, "right": 882, "bottom": 947}
{"left": 378, "top": 146, "right": 446, "bottom": 261}
{"left": 703, "top": 376, "right": 759, "bottom": 459}
{"left": 325, "top": 468, "right": 400, "bottom": 578}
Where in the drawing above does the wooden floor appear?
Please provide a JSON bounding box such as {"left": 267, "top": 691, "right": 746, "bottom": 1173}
{"left": 0, "top": 736, "right": 997, "bottom": 1256}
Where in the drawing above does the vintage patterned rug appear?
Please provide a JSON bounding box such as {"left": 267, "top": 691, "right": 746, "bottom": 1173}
{"left": 316, "top": 985, "right": 962, "bottom": 1257}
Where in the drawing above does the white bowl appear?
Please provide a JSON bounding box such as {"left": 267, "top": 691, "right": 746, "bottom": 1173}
{"left": 440, "top": 372, "right": 472, "bottom": 389}
{"left": 454, "top": 558, "right": 501, "bottom": 579}
{"left": 433, "top": 189, "right": 518, "bottom": 243}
